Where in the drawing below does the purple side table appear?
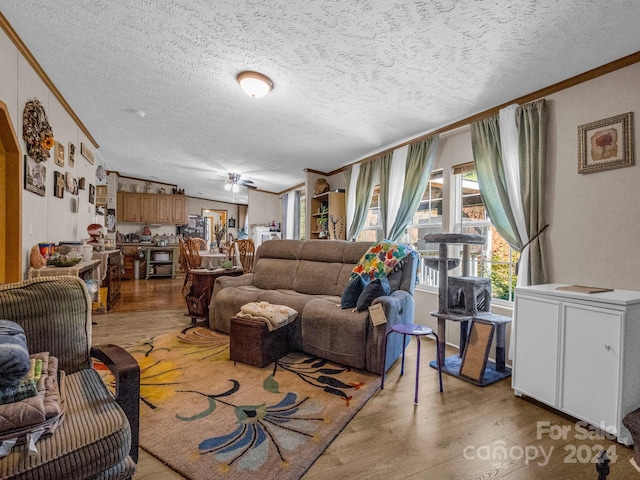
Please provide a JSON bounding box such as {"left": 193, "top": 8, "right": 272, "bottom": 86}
{"left": 380, "top": 323, "right": 444, "bottom": 404}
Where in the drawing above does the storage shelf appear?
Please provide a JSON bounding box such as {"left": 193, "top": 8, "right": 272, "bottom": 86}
{"left": 144, "top": 246, "right": 178, "bottom": 279}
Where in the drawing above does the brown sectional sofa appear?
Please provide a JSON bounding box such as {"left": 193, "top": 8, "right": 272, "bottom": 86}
{"left": 210, "top": 239, "right": 419, "bottom": 374}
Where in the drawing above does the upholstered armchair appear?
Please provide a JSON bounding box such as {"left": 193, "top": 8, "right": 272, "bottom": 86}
{"left": 0, "top": 276, "right": 139, "bottom": 480}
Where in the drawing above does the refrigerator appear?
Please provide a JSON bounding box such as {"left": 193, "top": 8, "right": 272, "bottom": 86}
{"left": 177, "top": 215, "right": 206, "bottom": 240}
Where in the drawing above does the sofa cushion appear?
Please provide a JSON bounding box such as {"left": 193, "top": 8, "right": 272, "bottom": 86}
{"left": 2, "top": 368, "right": 131, "bottom": 480}
{"left": 257, "top": 289, "right": 322, "bottom": 351}
{"left": 211, "top": 285, "right": 265, "bottom": 333}
{"left": 341, "top": 276, "right": 365, "bottom": 309}
{"left": 343, "top": 241, "right": 373, "bottom": 264}
{"left": 356, "top": 277, "right": 391, "bottom": 312}
{"left": 300, "top": 240, "right": 346, "bottom": 262}
{"left": 255, "top": 239, "right": 303, "bottom": 261}
{"left": 253, "top": 258, "right": 299, "bottom": 290}
{"left": 291, "top": 260, "right": 343, "bottom": 295}
{"left": 301, "top": 298, "right": 369, "bottom": 370}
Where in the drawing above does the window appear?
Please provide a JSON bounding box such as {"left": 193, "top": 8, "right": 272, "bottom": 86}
{"left": 454, "top": 162, "right": 519, "bottom": 302}
{"left": 353, "top": 163, "right": 518, "bottom": 302}
{"left": 356, "top": 186, "right": 384, "bottom": 243}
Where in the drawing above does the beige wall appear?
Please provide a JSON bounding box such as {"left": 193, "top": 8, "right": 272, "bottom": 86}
{"left": 0, "top": 28, "right": 99, "bottom": 278}
{"left": 415, "top": 62, "right": 640, "bottom": 360}
{"left": 546, "top": 64, "right": 640, "bottom": 290}
{"left": 247, "top": 190, "right": 281, "bottom": 226}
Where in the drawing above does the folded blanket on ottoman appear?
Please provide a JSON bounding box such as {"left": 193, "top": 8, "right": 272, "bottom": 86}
{"left": 0, "top": 320, "right": 31, "bottom": 389}
{"left": 236, "top": 301, "right": 298, "bottom": 331}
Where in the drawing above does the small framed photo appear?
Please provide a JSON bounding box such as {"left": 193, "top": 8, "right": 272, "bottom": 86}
{"left": 89, "top": 184, "right": 95, "bottom": 204}
{"left": 78, "top": 177, "right": 86, "bottom": 190}
{"left": 81, "top": 142, "right": 94, "bottom": 164}
{"left": 53, "top": 171, "right": 65, "bottom": 198}
{"left": 68, "top": 142, "right": 75, "bottom": 167}
{"left": 578, "top": 112, "right": 634, "bottom": 174}
{"left": 24, "top": 155, "right": 46, "bottom": 196}
{"left": 228, "top": 217, "right": 236, "bottom": 228}
{"left": 54, "top": 141, "right": 65, "bottom": 167}
{"left": 65, "top": 172, "right": 74, "bottom": 191}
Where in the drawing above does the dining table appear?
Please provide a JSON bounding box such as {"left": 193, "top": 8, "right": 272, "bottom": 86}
{"left": 199, "top": 251, "right": 227, "bottom": 270}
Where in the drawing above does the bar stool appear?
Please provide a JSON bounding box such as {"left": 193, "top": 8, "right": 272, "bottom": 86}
{"left": 380, "top": 323, "right": 443, "bottom": 403}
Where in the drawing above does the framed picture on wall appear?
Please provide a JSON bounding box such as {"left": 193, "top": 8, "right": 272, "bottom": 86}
{"left": 53, "top": 171, "right": 64, "bottom": 198}
{"left": 228, "top": 217, "right": 236, "bottom": 228}
{"left": 54, "top": 141, "right": 65, "bottom": 167}
{"left": 89, "top": 184, "right": 95, "bottom": 204}
{"left": 24, "top": 155, "right": 46, "bottom": 196}
{"left": 578, "top": 112, "right": 634, "bottom": 173}
{"left": 81, "top": 142, "right": 94, "bottom": 164}
{"left": 68, "top": 142, "right": 75, "bottom": 167}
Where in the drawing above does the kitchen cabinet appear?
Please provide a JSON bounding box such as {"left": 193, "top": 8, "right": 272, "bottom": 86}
{"left": 310, "top": 190, "right": 345, "bottom": 240}
{"left": 172, "top": 195, "right": 187, "bottom": 224}
{"left": 140, "top": 194, "right": 157, "bottom": 222}
{"left": 117, "top": 192, "right": 187, "bottom": 224}
{"left": 118, "top": 192, "right": 141, "bottom": 222}
{"left": 156, "top": 195, "right": 173, "bottom": 223}
{"left": 512, "top": 283, "right": 640, "bottom": 445}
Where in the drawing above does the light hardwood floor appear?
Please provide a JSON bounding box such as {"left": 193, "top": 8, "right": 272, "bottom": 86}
{"left": 93, "top": 277, "right": 637, "bottom": 479}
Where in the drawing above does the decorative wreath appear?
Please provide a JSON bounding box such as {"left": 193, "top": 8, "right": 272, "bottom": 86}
{"left": 23, "top": 98, "right": 54, "bottom": 163}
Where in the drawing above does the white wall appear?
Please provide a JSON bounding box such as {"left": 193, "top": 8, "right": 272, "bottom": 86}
{"left": 247, "top": 190, "right": 281, "bottom": 227}
{"left": 1, "top": 28, "right": 99, "bottom": 278}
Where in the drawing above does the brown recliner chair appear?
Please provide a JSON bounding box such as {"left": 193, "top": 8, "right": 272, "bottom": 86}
{"left": 0, "top": 276, "right": 139, "bottom": 479}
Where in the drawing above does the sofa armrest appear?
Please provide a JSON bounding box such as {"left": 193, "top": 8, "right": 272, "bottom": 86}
{"left": 212, "top": 272, "right": 255, "bottom": 300}
{"left": 373, "top": 290, "right": 414, "bottom": 324}
{"left": 91, "top": 344, "right": 140, "bottom": 463}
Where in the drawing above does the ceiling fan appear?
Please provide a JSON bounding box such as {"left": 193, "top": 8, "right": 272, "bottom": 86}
{"left": 222, "top": 172, "right": 256, "bottom": 193}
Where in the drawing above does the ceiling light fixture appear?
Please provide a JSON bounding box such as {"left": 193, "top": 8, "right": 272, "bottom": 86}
{"left": 224, "top": 172, "right": 243, "bottom": 193}
{"left": 237, "top": 71, "right": 273, "bottom": 98}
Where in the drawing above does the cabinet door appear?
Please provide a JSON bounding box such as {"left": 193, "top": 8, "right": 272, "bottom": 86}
{"left": 156, "top": 195, "right": 173, "bottom": 223}
{"left": 140, "top": 194, "right": 157, "bottom": 222}
{"left": 172, "top": 196, "right": 187, "bottom": 224}
{"left": 513, "top": 294, "right": 561, "bottom": 406}
{"left": 561, "top": 303, "right": 621, "bottom": 431}
{"left": 119, "top": 193, "right": 140, "bottom": 222}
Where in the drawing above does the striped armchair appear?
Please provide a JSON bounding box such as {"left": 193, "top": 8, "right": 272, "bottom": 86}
{"left": 0, "top": 276, "right": 139, "bottom": 480}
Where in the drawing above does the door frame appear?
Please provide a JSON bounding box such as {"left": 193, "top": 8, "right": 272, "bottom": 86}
{"left": 0, "top": 100, "right": 22, "bottom": 283}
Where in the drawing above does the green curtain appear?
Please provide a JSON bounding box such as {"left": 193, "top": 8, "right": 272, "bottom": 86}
{"left": 346, "top": 158, "right": 378, "bottom": 241}
{"left": 377, "top": 152, "right": 393, "bottom": 237}
{"left": 516, "top": 99, "right": 548, "bottom": 284}
{"left": 471, "top": 117, "right": 522, "bottom": 249}
{"left": 387, "top": 136, "right": 439, "bottom": 241}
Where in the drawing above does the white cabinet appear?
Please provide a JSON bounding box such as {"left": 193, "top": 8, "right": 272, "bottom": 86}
{"left": 251, "top": 227, "right": 281, "bottom": 248}
{"left": 513, "top": 284, "right": 640, "bottom": 445}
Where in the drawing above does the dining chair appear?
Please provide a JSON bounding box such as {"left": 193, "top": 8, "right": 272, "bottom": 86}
{"left": 180, "top": 238, "right": 202, "bottom": 294}
{"left": 232, "top": 239, "right": 255, "bottom": 273}
{"left": 191, "top": 237, "right": 208, "bottom": 252}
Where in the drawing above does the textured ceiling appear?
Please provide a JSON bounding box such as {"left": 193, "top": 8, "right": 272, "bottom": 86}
{"left": 3, "top": 1, "right": 640, "bottom": 203}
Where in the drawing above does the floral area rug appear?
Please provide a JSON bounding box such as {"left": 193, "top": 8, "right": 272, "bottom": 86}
{"left": 95, "top": 326, "right": 380, "bottom": 480}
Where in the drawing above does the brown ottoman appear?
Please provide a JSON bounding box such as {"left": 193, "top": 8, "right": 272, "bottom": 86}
{"left": 230, "top": 316, "right": 292, "bottom": 368}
